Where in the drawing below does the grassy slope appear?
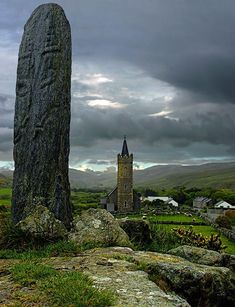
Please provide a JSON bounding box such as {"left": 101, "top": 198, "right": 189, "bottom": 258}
{"left": 134, "top": 163, "right": 235, "bottom": 189}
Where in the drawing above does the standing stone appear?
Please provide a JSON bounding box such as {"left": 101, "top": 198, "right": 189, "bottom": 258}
{"left": 12, "top": 4, "right": 72, "bottom": 228}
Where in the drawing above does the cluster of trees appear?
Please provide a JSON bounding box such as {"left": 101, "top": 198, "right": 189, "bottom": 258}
{"left": 139, "top": 187, "right": 235, "bottom": 206}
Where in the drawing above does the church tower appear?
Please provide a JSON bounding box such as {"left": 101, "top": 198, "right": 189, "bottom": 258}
{"left": 117, "top": 136, "right": 134, "bottom": 212}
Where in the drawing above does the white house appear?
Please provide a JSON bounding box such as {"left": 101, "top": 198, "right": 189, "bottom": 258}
{"left": 214, "top": 200, "right": 235, "bottom": 209}
{"left": 145, "top": 196, "right": 178, "bottom": 207}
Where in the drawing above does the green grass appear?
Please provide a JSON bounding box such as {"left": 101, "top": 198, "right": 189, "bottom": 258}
{"left": 0, "top": 240, "right": 95, "bottom": 259}
{"left": 148, "top": 214, "right": 204, "bottom": 223}
{"left": 71, "top": 190, "right": 105, "bottom": 214}
{"left": 147, "top": 223, "right": 181, "bottom": 252}
{"left": 0, "top": 199, "right": 11, "bottom": 205}
{"left": 0, "top": 187, "right": 12, "bottom": 196}
{"left": 0, "top": 239, "right": 107, "bottom": 260}
{"left": 121, "top": 213, "right": 205, "bottom": 223}
{"left": 11, "top": 262, "right": 115, "bottom": 306}
{"left": 0, "top": 187, "right": 11, "bottom": 206}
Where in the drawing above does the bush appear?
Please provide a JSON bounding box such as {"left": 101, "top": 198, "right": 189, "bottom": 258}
{"left": 0, "top": 218, "right": 29, "bottom": 249}
{"left": 215, "top": 215, "right": 232, "bottom": 229}
{"left": 147, "top": 224, "right": 181, "bottom": 252}
{"left": 173, "top": 226, "right": 226, "bottom": 252}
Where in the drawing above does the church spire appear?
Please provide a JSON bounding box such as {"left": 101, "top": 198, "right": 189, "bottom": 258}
{"left": 121, "top": 135, "right": 129, "bottom": 156}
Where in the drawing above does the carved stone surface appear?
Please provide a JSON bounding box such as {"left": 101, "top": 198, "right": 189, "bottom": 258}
{"left": 12, "top": 3, "right": 72, "bottom": 228}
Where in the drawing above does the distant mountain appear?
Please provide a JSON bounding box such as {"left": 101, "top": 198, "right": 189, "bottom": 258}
{"left": 1, "top": 162, "right": 235, "bottom": 189}
{"left": 69, "top": 168, "right": 116, "bottom": 189}
{"left": 133, "top": 162, "right": 235, "bottom": 189}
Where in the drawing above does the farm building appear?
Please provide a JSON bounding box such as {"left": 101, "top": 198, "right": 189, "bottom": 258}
{"left": 193, "top": 197, "right": 212, "bottom": 209}
{"left": 214, "top": 200, "right": 235, "bottom": 209}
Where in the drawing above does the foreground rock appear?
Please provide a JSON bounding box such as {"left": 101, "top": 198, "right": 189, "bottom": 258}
{"left": 69, "top": 209, "right": 131, "bottom": 247}
{"left": 17, "top": 205, "right": 67, "bottom": 239}
{"left": 12, "top": 3, "right": 72, "bottom": 228}
{"left": 47, "top": 248, "right": 189, "bottom": 307}
{"left": 168, "top": 245, "right": 231, "bottom": 267}
{"left": 0, "top": 246, "right": 234, "bottom": 306}
{"left": 133, "top": 250, "right": 235, "bottom": 307}
{"left": 119, "top": 219, "right": 152, "bottom": 245}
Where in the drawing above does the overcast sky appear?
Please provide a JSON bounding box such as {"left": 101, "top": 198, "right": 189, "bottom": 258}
{"left": 1, "top": 0, "right": 235, "bottom": 171}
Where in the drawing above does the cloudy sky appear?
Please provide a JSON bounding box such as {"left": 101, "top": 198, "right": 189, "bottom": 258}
{"left": 1, "top": 0, "right": 235, "bottom": 171}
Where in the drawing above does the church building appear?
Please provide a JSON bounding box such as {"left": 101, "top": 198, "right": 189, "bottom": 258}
{"left": 101, "top": 137, "right": 141, "bottom": 213}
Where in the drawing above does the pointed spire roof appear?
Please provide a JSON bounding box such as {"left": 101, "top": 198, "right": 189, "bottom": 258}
{"left": 121, "top": 135, "right": 129, "bottom": 156}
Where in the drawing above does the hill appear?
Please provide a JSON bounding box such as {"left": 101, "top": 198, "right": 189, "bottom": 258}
{"left": 134, "top": 162, "right": 235, "bottom": 189}
{"left": 1, "top": 162, "right": 235, "bottom": 189}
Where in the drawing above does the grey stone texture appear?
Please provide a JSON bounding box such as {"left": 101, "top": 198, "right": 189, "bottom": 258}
{"left": 168, "top": 245, "right": 231, "bottom": 267}
{"left": 17, "top": 205, "right": 67, "bottom": 239}
{"left": 69, "top": 208, "right": 131, "bottom": 247}
{"left": 12, "top": 3, "right": 72, "bottom": 228}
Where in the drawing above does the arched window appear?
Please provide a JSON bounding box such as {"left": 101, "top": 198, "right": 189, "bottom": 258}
{"left": 124, "top": 201, "right": 127, "bottom": 207}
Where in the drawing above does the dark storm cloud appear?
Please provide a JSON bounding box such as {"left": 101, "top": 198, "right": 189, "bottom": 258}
{"left": 68, "top": 0, "right": 235, "bottom": 104}
{"left": 1, "top": 0, "right": 235, "bottom": 165}
{"left": 70, "top": 101, "right": 235, "bottom": 149}
{"left": 2, "top": 0, "right": 235, "bottom": 104}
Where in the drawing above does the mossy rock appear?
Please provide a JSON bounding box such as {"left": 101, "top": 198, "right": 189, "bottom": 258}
{"left": 168, "top": 245, "right": 231, "bottom": 267}
{"left": 69, "top": 209, "right": 131, "bottom": 247}
{"left": 17, "top": 205, "right": 67, "bottom": 239}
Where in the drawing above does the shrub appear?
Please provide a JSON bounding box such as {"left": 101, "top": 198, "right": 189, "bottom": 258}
{"left": 215, "top": 215, "right": 232, "bottom": 229}
{"left": 0, "top": 218, "right": 29, "bottom": 250}
{"left": 147, "top": 224, "right": 181, "bottom": 252}
{"left": 173, "top": 226, "right": 226, "bottom": 252}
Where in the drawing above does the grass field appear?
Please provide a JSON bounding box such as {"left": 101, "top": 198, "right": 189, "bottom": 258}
{"left": 0, "top": 188, "right": 11, "bottom": 206}
{"left": 122, "top": 213, "right": 205, "bottom": 223}
{"left": 148, "top": 214, "right": 204, "bottom": 223}
{"left": 71, "top": 190, "right": 105, "bottom": 213}
{"left": 0, "top": 189, "right": 104, "bottom": 211}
